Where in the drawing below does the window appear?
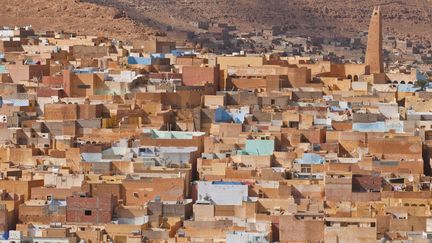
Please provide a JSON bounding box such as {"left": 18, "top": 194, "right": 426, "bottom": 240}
{"left": 301, "top": 166, "right": 312, "bottom": 173}
{"left": 84, "top": 210, "right": 92, "bottom": 216}
{"left": 289, "top": 121, "right": 299, "bottom": 129}
{"left": 78, "top": 84, "right": 91, "bottom": 89}
{"left": 133, "top": 192, "right": 139, "bottom": 198}
{"left": 258, "top": 190, "right": 264, "bottom": 198}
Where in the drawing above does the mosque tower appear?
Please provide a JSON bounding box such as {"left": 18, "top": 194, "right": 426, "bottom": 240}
{"left": 365, "top": 6, "right": 384, "bottom": 74}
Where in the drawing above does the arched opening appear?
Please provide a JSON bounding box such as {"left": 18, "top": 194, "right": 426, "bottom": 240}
{"left": 393, "top": 81, "right": 398, "bottom": 84}
{"left": 408, "top": 81, "right": 413, "bottom": 85}
{"left": 347, "top": 75, "right": 352, "bottom": 81}
{"left": 386, "top": 80, "right": 392, "bottom": 84}
{"left": 353, "top": 75, "right": 359, "bottom": 81}
{"left": 400, "top": 81, "right": 406, "bottom": 84}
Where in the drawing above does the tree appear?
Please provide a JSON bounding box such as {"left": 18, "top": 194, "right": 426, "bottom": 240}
{"left": 413, "top": 79, "right": 430, "bottom": 91}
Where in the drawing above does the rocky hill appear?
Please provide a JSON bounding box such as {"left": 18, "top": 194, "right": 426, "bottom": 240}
{"left": 0, "top": 0, "right": 151, "bottom": 41}
{"left": 2, "top": 0, "right": 432, "bottom": 42}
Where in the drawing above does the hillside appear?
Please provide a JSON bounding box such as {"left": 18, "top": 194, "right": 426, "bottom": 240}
{"left": 2, "top": 0, "right": 432, "bottom": 42}
{"left": 85, "top": 0, "right": 432, "bottom": 40}
{"left": 0, "top": 0, "right": 152, "bottom": 41}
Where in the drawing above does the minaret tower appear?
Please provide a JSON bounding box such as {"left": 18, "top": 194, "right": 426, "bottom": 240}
{"left": 365, "top": 6, "right": 384, "bottom": 74}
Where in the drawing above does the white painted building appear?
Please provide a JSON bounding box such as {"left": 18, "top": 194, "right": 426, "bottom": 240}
{"left": 196, "top": 181, "right": 248, "bottom": 205}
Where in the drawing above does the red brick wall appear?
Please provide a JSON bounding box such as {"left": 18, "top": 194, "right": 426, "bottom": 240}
{"left": 279, "top": 215, "right": 324, "bottom": 242}
{"left": 121, "top": 178, "right": 186, "bottom": 206}
{"left": 90, "top": 183, "right": 121, "bottom": 202}
{"left": 230, "top": 78, "right": 267, "bottom": 90}
{"left": 182, "top": 66, "right": 219, "bottom": 86}
{"left": 42, "top": 76, "right": 63, "bottom": 86}
{"left": 44, "top": 104, "right": 78, "bottom": 121}
{"left": 176, "top": 57, "right": 206, "bottom": 66}
{"left": 0, "top": 207, "right": 8, "bottom": 232}
{"left": 31, "top": 187, "right": 83, "bottom": 200}
{"left": 36, "top": 87, "right": 64, "bottom": 97}
{"left": 62, "top": 70, "right": 72, "bottom": 97}
{"left": 78, "top": 104, "right": 102, "bottom": 120}
{"left": 66, "top": 195, "right": 115, "bottom": 224}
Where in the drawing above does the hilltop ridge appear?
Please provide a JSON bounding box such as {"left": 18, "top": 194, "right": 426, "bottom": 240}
{"left": 2, "top": 0, "right": 432, "bottom": 42}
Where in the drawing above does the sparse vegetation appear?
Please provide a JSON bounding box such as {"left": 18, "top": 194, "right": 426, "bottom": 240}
{"left": 1, "top": 0, "right": 432, "bottom": 43}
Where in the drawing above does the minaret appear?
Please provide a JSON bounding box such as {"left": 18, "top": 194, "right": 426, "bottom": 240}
{"left": 365, "top": 6, "right": 383, "bottom": 74}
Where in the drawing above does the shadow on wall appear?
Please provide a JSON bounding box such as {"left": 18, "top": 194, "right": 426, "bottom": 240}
{"left": 423, "top": 144, "right": 431, "bottom": 176}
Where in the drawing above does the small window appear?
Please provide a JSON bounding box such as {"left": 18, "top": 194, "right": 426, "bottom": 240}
{"left": 133, "top": 192, "right": 139, "bottom": 198}
{"left": 84, "top": 210, "right": 92, "bottom": 216}
{"left": 78, "top": 84, "right": 91, "bottom": 89}
{"left": 301, "top": 166, "right": 312, "bottom": 173}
